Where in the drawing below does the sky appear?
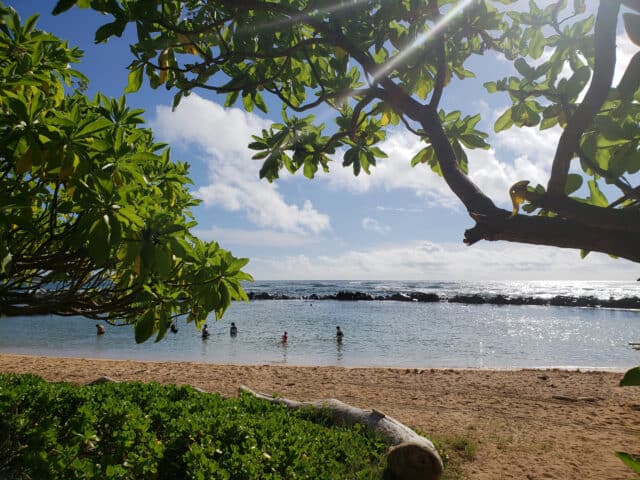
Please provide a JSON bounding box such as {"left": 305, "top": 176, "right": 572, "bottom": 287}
{"left": 8, "top": 0, "right": 640, "bottom": 281}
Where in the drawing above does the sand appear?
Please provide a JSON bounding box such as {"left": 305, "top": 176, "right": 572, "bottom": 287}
{"left": 1, "top": 354, "right": 638, "bottom": 479}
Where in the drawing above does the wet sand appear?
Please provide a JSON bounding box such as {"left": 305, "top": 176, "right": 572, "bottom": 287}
{"left": 1, "top": 354, "right": 638, "bottom": 479}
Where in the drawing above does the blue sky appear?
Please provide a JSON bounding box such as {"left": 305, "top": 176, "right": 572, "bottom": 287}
{"left": 10, "top": 1, "right": 640, "bottom": 280}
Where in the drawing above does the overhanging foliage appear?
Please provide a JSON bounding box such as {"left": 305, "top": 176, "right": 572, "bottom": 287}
{"left": 0, "top": 5, "right": 252, "bottom": 342}
{"left": 59, "top": 0, "right": 640, "bottom": 262}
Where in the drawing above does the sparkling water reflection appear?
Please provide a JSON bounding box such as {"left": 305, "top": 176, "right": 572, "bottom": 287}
{"left": 1, "top": 293, "right": 639, "bottom": 369}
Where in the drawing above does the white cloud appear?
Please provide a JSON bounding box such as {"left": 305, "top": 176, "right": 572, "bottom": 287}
{"left": 376, "top": 206, "right": 424, "bottom": 213}
{"left": 361, "top": 217, "right": 390, "bottom": 234}
{"left": 321, "top": 130, "right": 460, "bottom": 209}
{"left": 152, "top": 94, "right": 330, "bottom": 235}
{"left": 192, "top": 226, "right": 316, "bottom": 248}
{"left": 246, "top": 240, "right": 638, "bottom": 281}
{"left": 467, "top": 125, "right": 561, "bottom": 203}
{"left": 615, "top": 33, "right": 639, "bottom": 85}
{"left": 319, "top": 124, "right": 558, "bottom": 209}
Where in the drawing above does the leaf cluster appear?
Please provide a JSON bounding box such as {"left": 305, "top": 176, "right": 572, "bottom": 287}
{"left": 0, "top": 5, "right": 252, "bottom": 342}
{"left": 0, "top": 373, "right": 387, "bottom": 479}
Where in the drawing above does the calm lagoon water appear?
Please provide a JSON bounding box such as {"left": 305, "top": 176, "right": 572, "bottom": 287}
{"left": 1, "top": 281, "right": 640, "bottom": 369}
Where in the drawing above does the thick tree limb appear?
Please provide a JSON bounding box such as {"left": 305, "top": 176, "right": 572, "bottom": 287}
{"left": 239, "top": 385, "right": 443, "bottom": 480}
{"left": 521, "top": 190, "right": 640, "bottom": 233}
{"left": 421, "top": 107, "right": 499, "bottom": 215}
{"left": 465, "top": 211, "right": 640, "bottom": 263}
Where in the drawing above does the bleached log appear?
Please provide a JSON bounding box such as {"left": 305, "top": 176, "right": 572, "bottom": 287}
{"left": 238, "top": 385, "right": 443, "bottom": 480}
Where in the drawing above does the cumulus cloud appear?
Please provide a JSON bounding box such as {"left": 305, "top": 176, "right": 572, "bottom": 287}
{"left": 319, "top": 123, "right": 558, "bottom": 209}
{"left": 321, "top": 130, "right": 460, "bottom": 208}
{"left": 361, "top": 217, "right": 391, "bottom": 234}
{"left": 152, "top": 94, "right": 330, "bottom": 235}
{"left": 468, "top": 125, "right": 561, "bottom": 203}
{"left": 246, "top": 240, "right": 638, "bottom": 281}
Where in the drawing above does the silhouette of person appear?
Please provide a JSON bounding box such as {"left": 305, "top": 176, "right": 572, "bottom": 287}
{"left": 202, "top": 324, "right": 210, "bottom": 339}
{"left": 96, "top": 324, "right": 105, "bottom": 335}
{"left": 336, "top": 326, "right": 344, "bottom": 342}
{"left": 281, "top": 331, "right": 288, "bottom": 344}
{"left": 170, "top": 322, "right": 178, "bottom": 334}
{"left": 230, "top": 322, "right": 238, "bottom": 337}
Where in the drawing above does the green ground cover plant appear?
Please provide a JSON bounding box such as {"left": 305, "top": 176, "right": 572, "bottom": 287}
{"left": 0, "top": 373, "right": 387, "bottom": 479}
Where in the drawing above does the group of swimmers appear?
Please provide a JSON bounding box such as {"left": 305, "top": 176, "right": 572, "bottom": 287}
{"left": 97, "top": 322, "right": 345, "bottom": 343}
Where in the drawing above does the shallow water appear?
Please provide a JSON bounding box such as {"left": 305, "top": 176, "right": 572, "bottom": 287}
{"left": 2, "top": 281, "right": 640, "bottom": 369}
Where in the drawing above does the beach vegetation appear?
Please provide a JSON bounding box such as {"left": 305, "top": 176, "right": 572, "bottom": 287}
{"left": 0, "top": 5, "right": 251, "bottom": 341}
{"left": 57, "top": 0, "right": 640, "bottom": 262}
{"left": 430, "top": 434, "right": 478, "bottom": 480}
{"left": 0, "top": 373, "right": 388, "bottom": 479}
{"left": 617, "top": 366, "right": 640, "bottom": 475}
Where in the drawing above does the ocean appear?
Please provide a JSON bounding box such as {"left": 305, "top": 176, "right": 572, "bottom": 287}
{"left": 1, "top": 280, "right": 640, "bottom": 369}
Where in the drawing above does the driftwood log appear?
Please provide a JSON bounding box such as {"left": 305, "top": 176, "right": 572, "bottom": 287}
{"left": 239, "top": 385, "right": 443, "bottom": 480}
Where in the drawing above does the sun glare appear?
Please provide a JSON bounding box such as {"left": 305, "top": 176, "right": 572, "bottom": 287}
{"left": 372, "top": 0, "right": 475, "bottom": 81}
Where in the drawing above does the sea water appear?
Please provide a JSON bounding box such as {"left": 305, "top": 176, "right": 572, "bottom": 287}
{"left": 1, "top": 280, "right": 640, "bottom": 369}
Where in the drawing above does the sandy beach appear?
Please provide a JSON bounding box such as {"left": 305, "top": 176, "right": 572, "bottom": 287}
{"left": 1, "top": 354, "right": 638, "bottom": 479}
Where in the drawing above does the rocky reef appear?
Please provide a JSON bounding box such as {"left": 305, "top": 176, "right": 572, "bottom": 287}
{"left": 246, "top": 291, "right": 640, "bottom": 309}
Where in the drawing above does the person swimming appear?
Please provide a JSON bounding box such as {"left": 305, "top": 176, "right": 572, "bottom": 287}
{"left": 170, "top": 322, "right": 178, "bottom": 334}
{"left": 281, "top": 331, "right": 288, "bottom": 344}
{"left": 96, "top": 324, "right": 105, "bottom": 335}
{"left": 336, "top": 326, "right": 344, "bottom": 341}
{"left": 202, "top": 324, "right": 210, "bottom": 339}
{"left": 230, "top": 322, "right": 238, "bottom": 336}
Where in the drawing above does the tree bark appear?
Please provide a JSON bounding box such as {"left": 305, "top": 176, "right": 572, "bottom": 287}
{"left": 464, "top": 211, "right": 640, "bottom": 263}
{"left": 238, "top": 385, "right": 444, "bottom": 480}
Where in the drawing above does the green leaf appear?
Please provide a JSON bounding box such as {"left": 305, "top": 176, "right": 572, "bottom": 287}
{"left": 52, "top": 0, "right": 77, "bottom": 15}
{"left": 529, "top": 29, "right": 545, "bottom": 59}
{"left": 514, "top": 58, "right": 535, "bottom": 79}
{"left": 587, "top": 180, "right": 608, "bottom": 207}
{"left": 565, "top": 67, "right": 590, "bottom": 99}
{"left": 564, "top": 174, "right": 583, "bottom": 195}
{"left": 242, "top": 91, "right": 254, "bottom": 112}
{"left": 135, "top": 311, "right": 156, "bottom": 344}
{"left": 125, "top": 67, "right": 143, "bottom": 93}
{"left": 95, "top": 20, "right": 127, "bottom": 43}
{"left": 620, "top": 366, "right": 640, "bottom": 387}
{"left": 87, "top": 216, "right": 110, "bottom": 266}
{"left": 494, "top": 108, "right": 514, "bottom": 132}
{"left": 411, "top": 147, "right": 433, "bottom": 167}
{"left": 484, "top": 81, "right": 498, "bottom": 93}
{"left": 616, "top": 451, "right": 640, "bottom": 474}
{"left": 303, "top": 159, "right": 317, "bottom": 178}
{"left": 75, "top": 118, "right": 112, "bottom": 138}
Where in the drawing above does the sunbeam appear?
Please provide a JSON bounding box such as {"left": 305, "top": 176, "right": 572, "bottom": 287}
{"left": 372, "top": 0, "right": 475, "bottom": 81}
{"left": 246, "top": 0, "right": 373, "bottom": 33}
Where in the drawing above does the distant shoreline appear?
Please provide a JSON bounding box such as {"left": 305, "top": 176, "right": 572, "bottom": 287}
{"left": 247, "top": 290, "right": 640, "bottom": 309}
{"left": 0, "top": 353, "right": 637, "bottom": 479}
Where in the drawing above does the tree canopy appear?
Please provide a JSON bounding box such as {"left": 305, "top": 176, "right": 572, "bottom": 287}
{"left": 0, "top": 4, "right": 252, "bottom": 342}
{"left": 57, "top": 0, "right": 640, "bottom": 263}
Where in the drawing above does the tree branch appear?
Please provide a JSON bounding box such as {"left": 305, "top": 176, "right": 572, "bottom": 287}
{"left": 465, "top": 210, "right": 640, "bottom": 263}
{"left": 547, "top": 1, "right": 620, "bottom": 196}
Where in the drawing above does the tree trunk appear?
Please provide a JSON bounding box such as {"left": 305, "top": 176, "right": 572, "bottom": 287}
{"left": 238, "top": 385, "right": 443, "bottom": 480}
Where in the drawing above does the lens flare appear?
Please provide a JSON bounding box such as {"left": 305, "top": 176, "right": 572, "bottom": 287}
{"left": 372, "top": 0, "right": 475, "bottom": 82}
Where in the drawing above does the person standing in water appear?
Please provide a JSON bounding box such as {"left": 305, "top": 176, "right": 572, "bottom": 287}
{"left": 96, "top": 324, "right": 105, "bottom": 335}
{"left": 336, "top": 326, "right": 344, "bottom": 341}
{"left": 281, "top": 331, "right": 288, "bottom": 344}
{"left": 230, "top": 322, "right": 238, "bottom": 337}
{"left": 202, "top": 324, "right": 210, "bottom": 339}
